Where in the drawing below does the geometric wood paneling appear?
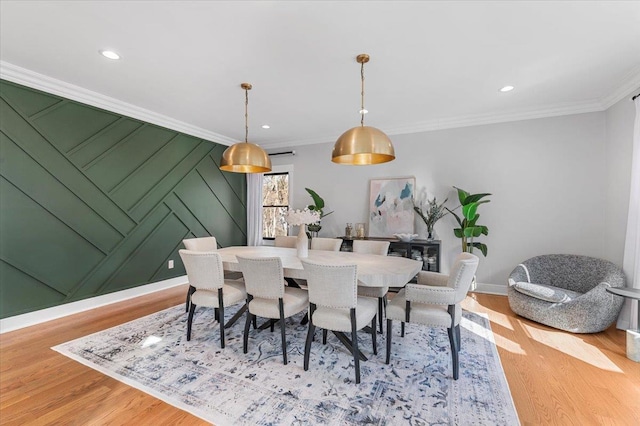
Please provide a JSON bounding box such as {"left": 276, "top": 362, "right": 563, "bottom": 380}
{"left": 0, "top": 80, "right": 246, "bottom": 319}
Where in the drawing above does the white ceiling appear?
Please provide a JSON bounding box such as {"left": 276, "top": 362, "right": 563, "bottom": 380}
{"left": 1, "top": 1, "right": 639, "bottom": 150}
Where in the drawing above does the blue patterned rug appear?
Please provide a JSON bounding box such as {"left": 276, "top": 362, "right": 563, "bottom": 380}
{"left": 53, "top": 305, "right": 519, "bottom": 425}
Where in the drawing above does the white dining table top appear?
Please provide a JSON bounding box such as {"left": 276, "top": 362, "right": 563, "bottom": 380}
{"left": 217, "top": 246, "right": 423, "bottom": 288}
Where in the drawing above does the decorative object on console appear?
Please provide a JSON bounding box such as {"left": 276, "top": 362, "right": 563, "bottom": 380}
{"left": 219, "top": 83, "right": 271, "bottom": 173}
{"left": 305, "top": 188, "right": 333, "bottom": 237}
{"left": 413, "top": 196, "right": 448, "bottom": 240}
{"left": 356, "top": 222, "right": 366, "bottom": 238}
{"left": 394, "top": 233, "right": 418, "bottom": 242}
{"left": 331, "top": 54, "right": 395, "bottom": 165}
{"left": 369, "top": 177, "right": 415, "bottom": 237}
{"left": 286, "top": 209, "right": 320, "bottom": 258}
{"left": 446, "top": 186, "right": 491, "bottom": 256}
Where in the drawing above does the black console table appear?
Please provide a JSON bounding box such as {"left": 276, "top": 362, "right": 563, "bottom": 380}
{"left": 339, "top": 237, "right": 441, "bottom": 275}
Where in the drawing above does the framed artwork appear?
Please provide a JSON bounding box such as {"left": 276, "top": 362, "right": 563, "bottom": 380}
{"left": 369, "top": 177, "right": 415, "bottom": 237}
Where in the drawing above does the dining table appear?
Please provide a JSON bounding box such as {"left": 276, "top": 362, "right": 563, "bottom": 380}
{"left": 217, "top": 246, "right": 423, "bottom": 288}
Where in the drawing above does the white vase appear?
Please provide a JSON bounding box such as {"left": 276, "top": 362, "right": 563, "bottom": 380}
{"left": 296, "top": 226, "right": 309, "bottom": 258}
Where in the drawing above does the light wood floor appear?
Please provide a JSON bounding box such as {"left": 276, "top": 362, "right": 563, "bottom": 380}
{"left": 1, "top": 286, "right": 638, "bottom": 425}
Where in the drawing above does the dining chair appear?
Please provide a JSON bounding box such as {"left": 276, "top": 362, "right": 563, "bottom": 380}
{"left": 179, "top": 249, "right": 247, "bottom": 348}
{"left": 310, "top": 237, "right": 343, "bottom": 251}
{"left": 236, "top": 256, "right": 308, "bottom": 364}
{"left": 353, "top": 240, "right": 391, "bottom": 334}
{"left": 182, "top": 237, "right": 218, "bottom": 312}
{"left": 385, "top": 252, "right": 479, "bottom": 380}
{"left": 301, "top": 259, "right": 377, "bottom": 384}
{"left": 274, "top": 235, "right": 297, "bottom": 248}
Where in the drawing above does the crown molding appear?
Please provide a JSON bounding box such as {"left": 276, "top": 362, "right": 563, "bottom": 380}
{"left": 0, "top": 61, "right": 236, "bottom": 146}
{"left": 600, "top": 65, "right": 640, "bottom": 109}
{"left": 261, "top": 100, "right": 605, "bottom": 149}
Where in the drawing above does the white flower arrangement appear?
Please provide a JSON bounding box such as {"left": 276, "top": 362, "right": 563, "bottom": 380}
{"left": 286, "top": 208, "right": 320, "bottom": 226}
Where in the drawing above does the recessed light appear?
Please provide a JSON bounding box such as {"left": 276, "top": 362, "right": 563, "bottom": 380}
{"left": 359, "top": 109, "right": 369, "bottom": 114}
{"left": 500, "top": 85, "right": 514, "bottom": 92}
{"left": 100, "top": 50, "right": 121, "bottom": 60}
{"left": 261, "top": 124, "right": 270, "bottom": 129}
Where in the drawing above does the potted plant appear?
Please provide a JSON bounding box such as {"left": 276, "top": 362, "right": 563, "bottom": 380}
{"left": 446, "top": 187, "right": 491, "bottom": 256}
{"left": 413, "top": 196, "right": 448, "bottom": 240}
{"left": 305, "top": 188, "right": 333, "bottom": 237}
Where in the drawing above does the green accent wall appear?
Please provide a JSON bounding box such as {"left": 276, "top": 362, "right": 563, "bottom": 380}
{"left": 0, "top": 80, "right": 247, "bottom": 319}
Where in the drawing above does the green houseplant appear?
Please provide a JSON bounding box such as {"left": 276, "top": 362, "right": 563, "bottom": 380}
{"left": 446, "top": 187, "right": 491, "bottom": 256}
{"left": 305, "top": 188, "right": 333, "bottom": 235}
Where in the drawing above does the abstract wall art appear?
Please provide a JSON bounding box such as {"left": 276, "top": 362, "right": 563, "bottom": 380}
{"left": 369, "top": 177, "right": 415, "bottom": 237}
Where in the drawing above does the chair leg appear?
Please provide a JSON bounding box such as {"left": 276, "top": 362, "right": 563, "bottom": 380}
{"left": 243, "top": 312, "right": 252, "bottom": 354}
{"left": 351, "top": 308, "right": 360, "bottom": 384}
{"left": 385, "top": 319, "right": 392, "bottom": 364}
{"left": 187, "top": 303, "right": 196, "bottom": 341}
{"left": 214, "top": 308, "right": 219, "bottom": 322}
{"left": 304, "top": 304, "right": 316, "bottom": 371}
{"left": 322, "top": 329, "right": 328, "bottom": 344}
{"left": 243, "top": 296, "right": 253, "bottom": 354}
{"left": 377, "top": 297, "right": 384, "bottom": 334}
{"left": 371, "top": 315, "right": 377, "bottom": 355}
{"left": 455, "top": 324, "right": 461, "bottom": 349}
{"left": 218, "top": 288, "right": 225, "bottom": 349}
{"left": 185, "top": 285, "right": 195, "bottom": 312}
{"left": 448, "top": 326, "right": 460, "bottom": 380}
{"left": 279, "top": 298, "right": 287, "bottom": 365}
{"left": 401, "top": 322, "right": 405, "bottom": 337}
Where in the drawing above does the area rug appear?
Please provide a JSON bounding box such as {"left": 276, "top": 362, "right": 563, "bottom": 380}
{"left": 53, "top": 305, "right": 519, "bottom": 425}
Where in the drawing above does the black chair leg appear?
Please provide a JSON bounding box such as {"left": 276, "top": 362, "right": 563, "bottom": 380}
{"left": 385, "top": 319, "right": 392, "bottom": 364}
{"left": 243, "top": 311, "right": 252, "bottom": 354}
{"left": 279, "top": 299, "right": 287, "bottom": 365}
{"left": 401, "top": 322, "right": 405, "bottom": 337}
{"left": 304, "top": 304, "right": 316, "bottom": 371}
{"left": 187, "top": 303, "right": 196, "bottom": 341}
{"left": 455, "top": 324, "right": 461, "bottom": 349}
{"left": 378, "top": 297, "right": 384, "bottom": 333}
{"left": 351, "top": 308, "right": 360, "bottom": 384}
{"left": 448, "top": 326, "right": 460, "bottom": 380}
{"left": 218, "top": 289, "right": 225, "bottom": 349}
{"left": 185, "top": 285, "right": 195, "bottom": 312}
{"left": 322, "top": 329, "right": 328, "bottom": 344}
{"left": 371, "top": 315, "right": 377, "bottom": 355}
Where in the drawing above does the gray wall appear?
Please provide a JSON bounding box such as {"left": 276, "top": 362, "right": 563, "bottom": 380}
{"left": 272, "top": 108, "right": 635, "bottom": 288}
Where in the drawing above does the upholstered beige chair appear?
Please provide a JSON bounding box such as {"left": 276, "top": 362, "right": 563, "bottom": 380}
{"left": 353, "top": 240, "right": 391, "bottom": 333}
{"left": 179, "top": 249, "right": 247, "bottom": 349}
{"left": 386, "top": 252, "right": 479, "bottom": 380}
{"left": 301, "top": 259, "right": 377, "bottom": 384}
{"left": 274, "top": 235, "right": 297, "bottom": 248}
{"left": 182, "top": 237, "right": 218, "bottom": 312}
{"left": 237, "top": 256, "right": 308, "bottom": 364}
{"left": 310, "top": 237, "right": 342, "bottom": 251}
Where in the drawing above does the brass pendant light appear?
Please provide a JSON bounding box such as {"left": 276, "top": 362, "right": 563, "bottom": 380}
{"left": 220, "top": 83, "right": 272, "bottom": 173}
{"left": 332, "top": 54, "right": 395, "bottom": 165}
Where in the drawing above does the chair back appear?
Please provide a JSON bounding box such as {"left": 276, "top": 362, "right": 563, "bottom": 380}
{"left": 274, "top": 235, "right": 297, "bottom": 248}
{"left": 352, "top": 240, "right": 390, "bottom": 256}
{"left": 448, "top": 253, "right": 480, "bottom": 303}
{"left": 301, "top": 260, "right": 357, "bottom": 309}
{"left": 179, "top": 250, "right": 225, "bottom": 290}
{"left": 310, "top": 237, "right": 343, "bottom": 251}
{"left": 237, "top": 256, "right": 285, "bottom": 299}
{"left": 183, "top": 236, "right": 218, "bottom": 251}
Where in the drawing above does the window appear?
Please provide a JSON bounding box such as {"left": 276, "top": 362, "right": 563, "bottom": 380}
{"left": 262, "top": 172, "right": 289, "bottom": 239}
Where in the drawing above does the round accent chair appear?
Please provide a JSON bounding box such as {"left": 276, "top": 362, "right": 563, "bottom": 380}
{"left": 507, "top": 254, "right": 625, "bottom": 333}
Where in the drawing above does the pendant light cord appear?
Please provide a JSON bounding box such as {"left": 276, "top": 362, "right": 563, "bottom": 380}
{"left": 245, "top": 87, "right": 249, "bottom": 143}
{"left": 360, "top": 60, "right": 365, "bottom": 127}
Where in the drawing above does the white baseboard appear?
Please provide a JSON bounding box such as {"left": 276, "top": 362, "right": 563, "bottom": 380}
{"left": 0, "top": 275, "right": 188, "bottom": 334}
{"left": 473, "top": 282, "right": 508, "bottom": 296}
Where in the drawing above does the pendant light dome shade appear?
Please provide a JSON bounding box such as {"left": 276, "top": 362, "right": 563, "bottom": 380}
{"left": 331, "top": 53, "right": 395, "bottom": 165}
{"left": 220, "top": 142, "right": 272, "bottom": 173}
{"left": 332, "top": 125, "right": 395, "bottom": 165}
{"left": 219, "top": 83, "right": 272, "bottom": 174}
